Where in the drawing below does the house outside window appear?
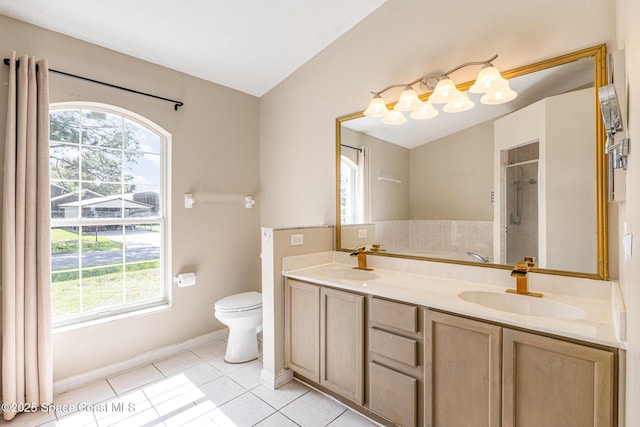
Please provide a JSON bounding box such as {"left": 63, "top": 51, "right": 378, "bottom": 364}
{"left": 49, "top": 103, "right": 171, "bottom": 327}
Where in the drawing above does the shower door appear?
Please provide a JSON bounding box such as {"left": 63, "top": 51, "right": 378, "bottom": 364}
{"left": 504, "top": 160, "right": 538, "bottom": 265}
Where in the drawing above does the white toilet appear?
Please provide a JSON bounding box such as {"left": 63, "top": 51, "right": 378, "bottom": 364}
{"left": 214, "top": 291, "right": 262, "bottom": 363}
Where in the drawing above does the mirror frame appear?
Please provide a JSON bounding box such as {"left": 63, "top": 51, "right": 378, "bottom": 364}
{"left": 336, "top": 44, "right": 608, "bottom": 280}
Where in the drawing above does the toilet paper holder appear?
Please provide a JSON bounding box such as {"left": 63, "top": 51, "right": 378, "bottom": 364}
{"left": 174, "top": 272, "right": 197, "bottom": 287}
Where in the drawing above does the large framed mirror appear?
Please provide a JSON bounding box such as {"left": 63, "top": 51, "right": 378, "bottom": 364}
{"left": 336, "top": 45, "right": 608, "bottom": 279}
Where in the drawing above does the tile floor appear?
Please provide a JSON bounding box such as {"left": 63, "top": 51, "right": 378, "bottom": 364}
{"left": 1, "top": 338, "right": 379, "bottom": 427}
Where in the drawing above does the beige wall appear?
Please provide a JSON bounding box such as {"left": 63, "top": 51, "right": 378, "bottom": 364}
{"left": 409, "top": 121, "right": 494, "bottom": 220}
{"left": 617, "top": 0, "right": 640, "bottom": 425}
{"left": 0, "top": 15, "right": 261, "bottom": 380}
{"left": 545, "top": 88, "right": 596, "bottom": 273}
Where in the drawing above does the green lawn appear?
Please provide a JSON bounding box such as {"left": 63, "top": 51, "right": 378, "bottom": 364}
{"left": 51, "top": 228, "right": 122, "bottom": 255}
{"left": 52, "top": 261, "right": 161, "bottom": 319}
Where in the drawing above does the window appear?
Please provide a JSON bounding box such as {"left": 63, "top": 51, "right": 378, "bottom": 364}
{"left": 49, "top": 103, "right": 170, "bottom": 327}
{"left": 340, "top": 155, "right": 358, "bottom": 225}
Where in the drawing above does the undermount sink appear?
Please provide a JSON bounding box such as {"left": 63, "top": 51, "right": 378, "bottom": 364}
{"left": 458, "top": 290, "right": 587, "bottom": 320}
{"left": 318, "top": 267, "right": 380, "bottom": 281}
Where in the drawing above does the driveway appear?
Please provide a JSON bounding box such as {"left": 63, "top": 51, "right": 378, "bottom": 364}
{"left": 52, "top": 228, "right": 160, "bottom": 270}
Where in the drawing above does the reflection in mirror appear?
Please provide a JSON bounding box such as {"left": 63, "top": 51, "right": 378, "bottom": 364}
{"left": 336, "top": 45, "right": 607, "bottom": 279}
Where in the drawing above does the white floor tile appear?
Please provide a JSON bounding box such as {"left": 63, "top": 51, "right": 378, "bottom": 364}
{"left": 45, "top": 339, "right": 377, "bottom": 427}
{"left": 327, "top": 409, "right": 378, "bottom": 426}
{"left": 208, "top": 392, "right": 276, "bottom": 427}
{"left": 108, "top": 365, "right": 164, "bottom": 395}
{"left": 280, "top": 390, "right": 347, "bottom": 427}
{"left": 208, "top": 356, "right": 257, "bottom": 375}
{"left": 153, "top": 351, "right": 202, "bottom": 376}
{"left": 140, "top": 375, "right": 204, "bottom": 414}
{"left": 161, "top": 402, "right": 214, "bottom": 427}
{"left": 254, "top": 412, "right": 300, "bottom": 427}
{"left": 57, "top": 408, "right": 98, "bottom": 426}
{"left": 227, "top": 360, "right": 263, "bottom": 390}
{"left": 251, "top": 380, "right": 310, "bottom": 410}
{"left": 191, "top": 339, "right": 228, "bottom": 361}
{"left": 0, "top": 409, "right": 56, "bottom": 427}
{"left": 54, "top": 379, "right": 116, "bottom": 417}
{"left": 170, "top": 362, "right": 224, "bottom": 387}
{"left": 195, "top": 376, "right": 246, "bottom": 407}
{"left": 94, "top": 390, "right": 155, "bottom": 426}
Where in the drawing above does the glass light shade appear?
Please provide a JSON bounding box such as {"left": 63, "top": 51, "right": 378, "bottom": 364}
{"left": 410, "top": 101, "right": 439, "bottom": 120}
{"left": 469, "top": 66, "right": 509, "bottom": 93}
{"left": 381, "top": 110, "right": 407, "bottom": 125}
{"left": 394, "top": 87, "right": 423, "bottom": 111}
{"left": 443, "top": 92, "right": 475, "bottom": 113}
{"left": 480, "top": 83, "right": 518, "bottom": 105}
{"left": 428, "top": 78, "right": 463, "bottom": 104}
{"left": 363, "top": 95, "right": 389, "bottom": 117}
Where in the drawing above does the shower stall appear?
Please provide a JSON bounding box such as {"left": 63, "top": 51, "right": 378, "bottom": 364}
{"left": 503, "top": 143, "right": 539, "bottom": 265}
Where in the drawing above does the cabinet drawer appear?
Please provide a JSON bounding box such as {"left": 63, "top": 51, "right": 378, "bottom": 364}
{"left": 369, "top": 362, "right": 417, "bottom": 427}
{"left": 370, "top": 298, "right": 417, "bottom": 333}
{"left": 370, "top": 328, "right": 417, "bottom": 367}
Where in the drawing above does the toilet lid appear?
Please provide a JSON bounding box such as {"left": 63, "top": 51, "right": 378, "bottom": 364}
{"left": 215, "top": 291, "right": 262, "bottom": 312}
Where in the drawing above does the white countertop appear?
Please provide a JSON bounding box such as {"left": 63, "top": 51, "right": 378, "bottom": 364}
{"left": 283, "top": 254, "right": 624, "bottom": 348}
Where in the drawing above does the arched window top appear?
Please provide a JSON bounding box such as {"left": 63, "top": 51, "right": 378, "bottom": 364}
{"left": 50, "top": 102, "right": 170, "bottom": 142}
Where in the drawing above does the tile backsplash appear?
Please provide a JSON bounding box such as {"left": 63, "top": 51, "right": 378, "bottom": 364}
{"left": 374, "top": 219, "right": 493, "bottom": 262}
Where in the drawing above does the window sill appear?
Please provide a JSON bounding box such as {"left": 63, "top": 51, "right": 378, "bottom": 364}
{"left": 53, "top": 302, "right": 172, "bottom": 334}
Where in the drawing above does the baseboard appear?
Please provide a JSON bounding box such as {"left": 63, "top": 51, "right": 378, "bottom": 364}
{"left": 260, "top": 368, "right": 293, "bottom": 390}
{"left": 54, "top": 328, "right": 228, "bottom": 395}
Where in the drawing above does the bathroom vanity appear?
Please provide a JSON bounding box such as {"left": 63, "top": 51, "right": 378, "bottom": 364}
{"left": 282, "top": 252, "right": 622, "bottom": 427}
{"left": 275, "top": 44, "right": 622, "bottom": 427}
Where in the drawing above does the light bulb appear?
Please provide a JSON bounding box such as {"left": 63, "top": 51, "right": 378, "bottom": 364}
{"left": 363, "top": 95, "right": 388, "bottom": 117}
{"left": 480, "top": 83, "right": 518, "bottom": 105}
{"left": 394, "top": 86, "right": 423, "bottom": 111}
{"left": 429, "top": 78, "right": 463, "bottom": 104}
{"left": 410, "top": 101, "right": 439, "bottom": 120}
{"left": 443, "top": 92, "right": 475, "bottom": 113}
{"left": 470, "top": 65, "right": 509, "bottom": 93}
{"left": 382, "top": 110, "right": 407, "bottom": 125}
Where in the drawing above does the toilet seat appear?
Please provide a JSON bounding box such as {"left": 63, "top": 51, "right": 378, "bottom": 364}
{"left": 215, "top": 291, "right": 262, "bottom": 313}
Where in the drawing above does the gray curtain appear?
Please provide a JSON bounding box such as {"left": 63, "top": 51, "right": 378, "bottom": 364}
{"left": 2, "top": 51, "right": 53, "bottom": 421}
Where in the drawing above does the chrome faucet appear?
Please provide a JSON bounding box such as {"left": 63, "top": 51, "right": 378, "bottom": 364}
{"left": 506, "top": 256, "right": 542, "bottom": 297}
{"left": 467, "top": 251, "right": 489, "bottom": 263}
{"left": 350, "top": 247, "right": 374, "bottom": 271}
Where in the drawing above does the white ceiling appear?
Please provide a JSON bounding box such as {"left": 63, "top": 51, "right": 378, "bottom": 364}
{"left": 0, "top": 0, "right": 386, "bottom": 97}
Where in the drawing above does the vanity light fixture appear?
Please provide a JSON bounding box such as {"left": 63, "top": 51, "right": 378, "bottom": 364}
{"left": 409, "top": 101, "right": 439, "bottom": 120}
{"left": 382, "top": 109, "right": 407, "bottom": 125}
{"left": 394, "top": 86, "right": 423, "bottom": 111}
{"left": 363, "top": 94, "right": 388, "bottom": 117}
{"left": 363, "top": 54, "right": 518, "bottom": 124}
{"left": 428, "top": 77, "right": 463, "bottom": 104}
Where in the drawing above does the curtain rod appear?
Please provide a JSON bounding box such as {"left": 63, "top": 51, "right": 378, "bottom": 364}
{"left": 340, "top": 144, "right": 363, "bottom": 152}
{"left": 3, "top": 58, "right": 184, "bottom": 110}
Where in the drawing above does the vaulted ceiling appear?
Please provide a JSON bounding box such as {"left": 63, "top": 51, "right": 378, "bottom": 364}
{"left": 0, "top": 0, "right": 386, "bottom": 96}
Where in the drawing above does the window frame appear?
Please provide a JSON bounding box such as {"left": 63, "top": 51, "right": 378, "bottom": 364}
{"left": 49, "top": 102, "right": 172, "bottom": 328}
{"left": 340, "top": 155, "right": 358, "bottom": 225}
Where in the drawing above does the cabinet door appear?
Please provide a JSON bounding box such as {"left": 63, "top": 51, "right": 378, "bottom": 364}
{"left": 425, "top": 310, "right": 502, "bottom": 427}
{"left": 320, "top": 287, "right": 364, "bottom": 405}
{"left": 285, "top": 279, "right": 320, "bottom": 382}
{"left": 370, "top": 362, "right": 417, "bottom": 427}
{"left": 503, "top": 328, "right": 614, "bottom": 427}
